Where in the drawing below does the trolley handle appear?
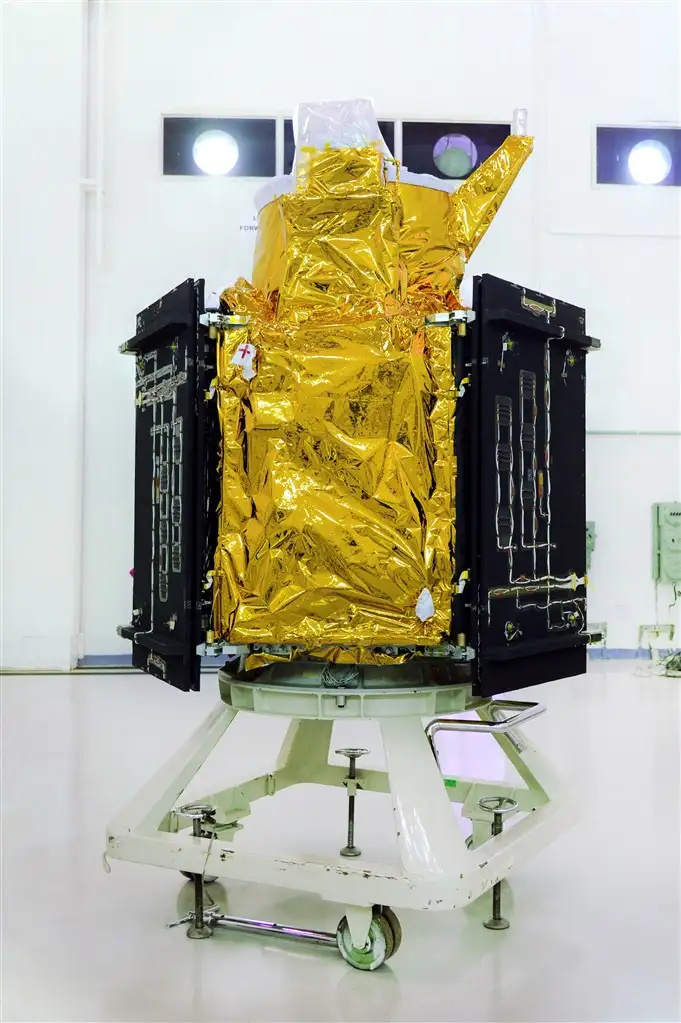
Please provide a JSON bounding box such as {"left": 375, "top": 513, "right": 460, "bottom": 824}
{"left": 425, "top": 699, "right": 545, "bottom": 752}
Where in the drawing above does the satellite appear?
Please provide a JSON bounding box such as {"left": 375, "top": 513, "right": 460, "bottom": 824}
{"left": 110, "top": 101, "right": 599, "bottom": 968}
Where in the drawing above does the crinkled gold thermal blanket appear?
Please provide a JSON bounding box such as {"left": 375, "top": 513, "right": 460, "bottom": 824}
{"left": 213, "top": 138, "right": 532, "bottom": 653}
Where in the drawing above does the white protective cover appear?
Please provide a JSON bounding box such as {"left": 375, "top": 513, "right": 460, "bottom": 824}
{"left": 254, "top": 99, "right": 463, "bottom": 213}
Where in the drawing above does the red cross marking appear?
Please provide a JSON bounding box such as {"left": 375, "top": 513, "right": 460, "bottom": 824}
{"left": 238, "top": 345, "right": 251, "bottom": 358}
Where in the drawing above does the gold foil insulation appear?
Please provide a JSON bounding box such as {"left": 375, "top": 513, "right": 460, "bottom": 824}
{"left": 244, "top": 646, "right": 417, "bottom": 673}
{"left": 252, "top": 136, "right": 533, "bottom": 314}
{"left": 213, "top": 315, "right": 455, "bottom": 648}
{"left": 214, "top": 136, "right": 533, "bottom": 660}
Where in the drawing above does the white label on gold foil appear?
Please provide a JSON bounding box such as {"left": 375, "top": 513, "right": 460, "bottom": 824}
{"left": 415, "top": 587, "right": 435, "bottom": 621}
{"left": 231, "top": 342, "right": 257, "bottom": 381}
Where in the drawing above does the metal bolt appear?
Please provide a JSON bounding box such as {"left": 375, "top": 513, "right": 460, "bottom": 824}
{"left": 478, "top": 795, "right": 518, "bottom": 931}
{"left": 175, "top": 803, "right": 217, "bottom": 939}
{"left": 336, "top": 749, "right": 369, "bottom": 858}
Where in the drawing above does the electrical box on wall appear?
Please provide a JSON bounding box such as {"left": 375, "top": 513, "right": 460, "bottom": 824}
{"left": 586, "top": 521, "right": 596, "bottom": 573}
{"left": 652, "top": 503, "right": 681, "bottom": 584}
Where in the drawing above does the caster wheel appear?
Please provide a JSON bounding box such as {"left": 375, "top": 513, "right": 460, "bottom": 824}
{"left": 372, "top": 905, "right": 402, "bottom": 958}
{"left": 336, "top": 913, "right": 391, "bottom": 971}
{"left": 180, "top": 870, "right": 218, "bottom": 884}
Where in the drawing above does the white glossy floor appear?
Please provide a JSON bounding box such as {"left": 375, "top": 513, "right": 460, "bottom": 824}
{"left": 1, "top": 663, "right": 679, "bottom": 1023}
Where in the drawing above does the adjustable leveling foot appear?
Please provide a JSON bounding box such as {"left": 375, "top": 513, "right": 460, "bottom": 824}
{"left": 171, "top": 803, "right": 217, "bottom": 939}
{"left": 479, "top": 795, "right": 518, "bottom": 931}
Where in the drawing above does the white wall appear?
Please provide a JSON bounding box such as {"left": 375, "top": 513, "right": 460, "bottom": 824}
{"left": 80, "top": 0, "right": 539, "bottom": 656}
{"left": 533, "top": 0, "right": 681, "bottom": 647}
{"left": 2, "top": 0, "right": 679, "bottom": 667}
{"left": 1, "top": 0, "right": 86, "bottom": 668}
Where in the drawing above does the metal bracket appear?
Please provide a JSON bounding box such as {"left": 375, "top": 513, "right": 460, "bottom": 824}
{"left": 425, "top": 310, "right": 476, "bottom": 326}
{"left": 456, "top": 570, "right": 470, "bottom": 593}
{"left": 196, "top": 642, "right": 248, "bottom": 659}
{"left": 199, "top": 312, "right": 249, "bottom": 329}
{"left": 429, "top": 643, "right": 475, "bottom": 661}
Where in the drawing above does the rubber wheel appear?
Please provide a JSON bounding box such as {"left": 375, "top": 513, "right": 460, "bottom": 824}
{"left": 372, "top": 905, "right": 402, "bottom": 958}
{"left": 336, "top": 914, "right": 391, "bottom": 971}
{"left": 180, "top": 870, "right": 218, "bottom": 884}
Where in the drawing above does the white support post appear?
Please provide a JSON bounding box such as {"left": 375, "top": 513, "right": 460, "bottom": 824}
{"left": 108, "top": 703, "right": 237, "bottom": 838}
{"left": 380, "top": 716, "right": 464, "bottom": 877}
{"left": 275, "top": 718, "right": 333, "bottom": 782}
